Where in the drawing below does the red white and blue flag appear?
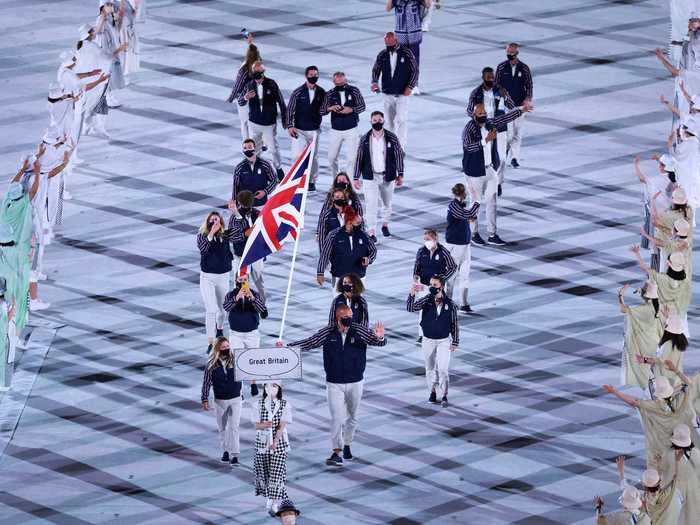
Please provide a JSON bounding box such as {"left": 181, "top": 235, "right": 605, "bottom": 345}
{"left": 238, "top": 140, "right": 314, "bottom": 277}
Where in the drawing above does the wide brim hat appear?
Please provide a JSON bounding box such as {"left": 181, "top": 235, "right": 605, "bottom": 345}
{"left": 78, "top": 23, "right": 93, "bottom": 40}
{"left": 674, "top": 218, "right": 690, "bottom": 237}
{"left": 672, "top": 423, "right": 692, "bottom": 447}
{"left": 668, "top": 251, "right": 686, "bottom": 272}
{"left": 659, "top": 153, "right": 676, "bottom": 172}
{"left": 654, "top": 376, "right": 674, "bottom": 399}
{"left": 0, "top": 223, "right": 15, "bottom": 244}
{"left": 642, "top": 468, "right": 660, "bottom": 488}
{"left": 48, "top": 82, "right": 63, "bottom": 99}
{"left": 7, "top": 182, "right": 24, "bottom": 201}
{"left": 672, "top": 187, "right": 688, "bottom": 205}
{"left": 665, "top": 315, "right": 684, "bottom": 335}
{"left": 643, "top": 280, "right": 658, "bottom": 299}
{"left": 620, "top": 486, "right": 643, "bottom": 512}
{"left": 59, "top": 50, "right": 75, "bottom": 68}
{"left": 275, "top": 499, "right": 300, "bottom": 516}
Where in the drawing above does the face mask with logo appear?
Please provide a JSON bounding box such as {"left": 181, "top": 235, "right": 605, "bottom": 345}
{"left": 243, "top": 149, "right": 255, "bottom": 158}
{"left": 424, "top": 240, "right": 435, "bottom": 250}
{"left": 507, "top": 53, "right": 518, "bottom": 61}
{"left": 483, "top": 79, "right": 494, "bottom": 89}
{"left": 476, "top": 115, "right": 487, "bottom": 124}
{"left": 334, "top": 181, "right": 349, "bottom": 190}
{"left": 372, "top": 122, "right": 384, "bottom": 131}
{"left": 342, "top": 283, "right": 353, "bottom": 293}
{"left": 307, "top": 76, "right": 319, "bottom": 84}
{"left": 429, "top": 286, "right": 440, "bottom": 296}
{"left": 220, "top": 349, "right": 230, "bottom": 357}
{"left": 340, "top": 317, "right": 352, "bottom": 327}
{"left": 333, "top": 198, "right": 347, "bottom": 207}
{"left": 253, "top": 71, "right": 264, "bottom": 80}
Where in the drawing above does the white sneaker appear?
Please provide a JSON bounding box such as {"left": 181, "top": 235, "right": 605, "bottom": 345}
{"left": 30, "top": 299, "right": 50, "bottom": 311}
{"left": 37, "top": 272, "right": 47, "bottom": 281}
{"left": 421, "top": 23, "right": 430, "bottom": 32}
{"left": 63, "top": 189, "right": 73, "bottom": 201}
{"left": 413, "top": 86, "right": 421, "bottom": 95}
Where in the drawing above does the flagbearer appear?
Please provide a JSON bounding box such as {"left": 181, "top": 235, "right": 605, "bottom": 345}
{"left": 228, "top": 191, "right": 265, "bottom": 300}
{"left": 279, "top": 305, "right": 387, "bottom": 466}
{"left": 317, "top": 207, "right": 376, "bottom": 292}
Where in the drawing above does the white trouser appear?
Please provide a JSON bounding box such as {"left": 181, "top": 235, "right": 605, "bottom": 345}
{"left": 229, "top": 329, "right": 260, "bottom": 349}
{"left": 214, "top": 397, "right": 242, "bottom": 454}
{"left": 382, "top": 94, "right": 409, "bottom": 148}
{"left": 233, "top": 256, "right": 265, "bottom": 302}
{"left": 291, "top": 129, "right": 320, "bottom": 182}
{"left": 363, "top": 176, "right": 395, "bottom": 234}
{"left": 46, "top": 173, "right": 63, "bottom": 230}
{"left": 421, "top": 337, "right": 452, "bottom": 397}
{"left": 506, "top": 114, "right": 525, "bottom": 161}
{"left": 7, "top": 319, "right": 17, "bottom": 365}
{"left": 249, "top": 122, "right": 281, "bottom": 170}
{"left": 495, "top": 132, "right": 507, "bottom": 184}
{"left": 326, "top": 380, "right": 364, "bottom": 450}
{"left": 237, "top": 104, "right": 250, "bottom": 139}
{"left": 444, "top": 243, "right": 471, "bottom": 306}
{"left": 327, "top": 128, "right": 359, "bottom": 177}
{"left": 467, "top": 168, "right": 498, "bottom": 236}
{"left": 199, "top": 271, "right": 229, "bottom": 340}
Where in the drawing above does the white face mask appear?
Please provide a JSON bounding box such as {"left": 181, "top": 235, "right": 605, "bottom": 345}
{"left": 424, "top": 240, "right": 435, "bottom": 250}
{"left": 281, "top": 515, "right": 297, "bottom": 525}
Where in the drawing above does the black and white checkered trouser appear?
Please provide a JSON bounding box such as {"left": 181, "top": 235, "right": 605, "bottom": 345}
{"left": 254, "top": 452, "right": 288, "bottom": 500}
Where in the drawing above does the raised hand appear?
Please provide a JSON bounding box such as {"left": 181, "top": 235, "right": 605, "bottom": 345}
{"left": 630, "top": 244, "right": 640, "bottom": 255}
{"left": 373, "top": 321, "right": 385, "bottom": 339}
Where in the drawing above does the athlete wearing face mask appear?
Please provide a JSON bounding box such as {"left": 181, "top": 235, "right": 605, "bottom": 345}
{"left": 412, "top": 229, "right": 457, "bottom": 340}
{"left": 281, "top": 305, "right": 387, "bottom": 466}
{"left": 329, "top": 273, "right": 369, "bottom": 327}
{"left": 317, "top": 172, "right": 365, "bottom": 249}
{"left": 287, "top": 66, "right": 326, "bottom": 190}
{"left": 461, "top": 100, "right": 532, "bottom": 246}
{"left": 201, "top": 337, "right": 244, "bottom": 466}
{"left": 495, "top": 42, "right": 533, "bottom": 168}
{"left": 240, "top": 60, "right": 287, "bottom": 180}
{"left": 321, "top": 71, "right": 366, "bottom": 177}
{"left": 227, "top": 190, "right": 266, "bottom": 301}
{"left": 317, "top": 189, "right": 350, "bottom": 250}
{"left": 467, "top": 67, "right": 516, "bottom": 198}
{"left": 407, "top": 275, "right": 459, "bottom": 407}
{"left": 353, "top": 111, "right": 405, "bottom": 242}
{"left": 370, "top": 31, "right": 418, "bottom": 148}
{"left": 232, "top": 138, "right": 278, "bottom": 208}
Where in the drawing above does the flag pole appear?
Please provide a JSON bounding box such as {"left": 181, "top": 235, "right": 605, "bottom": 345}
{"left": 278, "top": 137, "right": 316, "bottom": 341}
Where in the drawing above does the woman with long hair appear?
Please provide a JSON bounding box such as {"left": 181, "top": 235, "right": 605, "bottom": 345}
{"left": 317, "top": 172, "right": 363, "bottom": 228}
{"left": 250, "top": 381, "right": 292, "bottom": 516}
{"left": 201, "top": 337, "right": 243, "bottom": 466}
{"left": 197, "top": 211, "right": 233, "bottom": 353}
{"left": 223, "top": 273, "right": 267, "bottom": 350}
{"left": 329, "top": 273, "right": 368, "bottom": 327}
{"left": 227, "top": 33, "right": 261, "bottom": 140}
{"left": 618, "top": 281, "right": 663, "bottom": 390}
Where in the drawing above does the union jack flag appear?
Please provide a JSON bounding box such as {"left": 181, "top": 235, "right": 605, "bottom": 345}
{"left": 238, "top": 139, "right": 314, "bottom": 277}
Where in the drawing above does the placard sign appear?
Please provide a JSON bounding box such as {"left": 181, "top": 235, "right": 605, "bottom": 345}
{"left": 235, "top": 346, "right": 302, "bottom": 380}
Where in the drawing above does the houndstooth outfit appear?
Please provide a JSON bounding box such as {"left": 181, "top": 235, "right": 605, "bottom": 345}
{"left": 252, "top": 396, "right": 292, "bottom": 500}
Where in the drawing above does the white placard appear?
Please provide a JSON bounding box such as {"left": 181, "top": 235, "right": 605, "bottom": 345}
{"left": 234, "top": 346, "right": 302, "bottom": 380}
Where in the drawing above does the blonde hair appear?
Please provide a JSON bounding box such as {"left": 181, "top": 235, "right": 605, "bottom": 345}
{"left": 207, "top": 337, "right": 233, "bottom": 371}
{"left": 199, "top": 211, "right": 225, "bottom": 240}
